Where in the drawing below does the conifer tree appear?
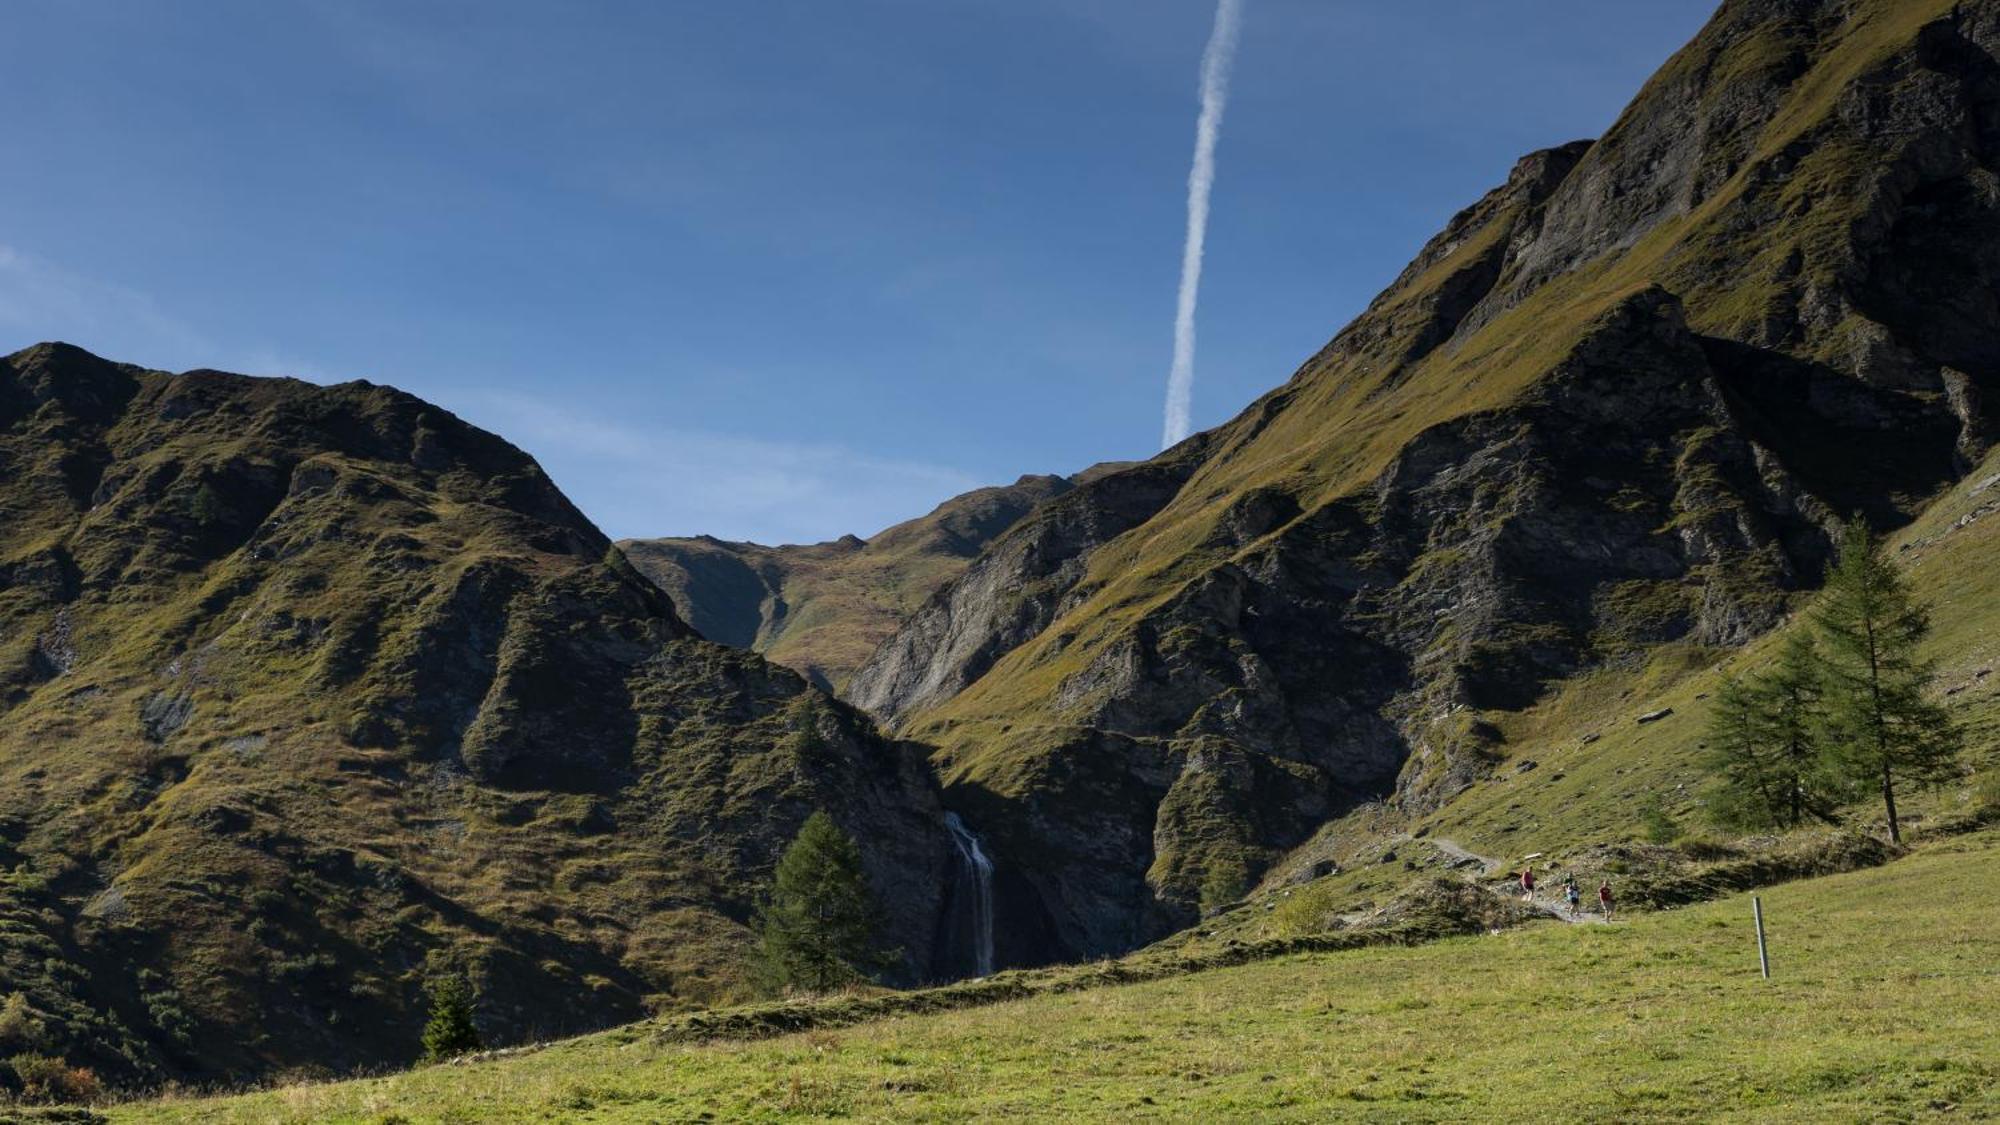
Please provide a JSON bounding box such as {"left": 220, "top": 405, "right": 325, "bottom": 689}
{"left": 1706, "top": 631, "right": 1843, "bottom": 830}
{"left": 1813, "top": 519, "right": 1963, "bottom": 843}
{"left": 755, "top": 812, "right": 894, "bottom": 993}
{"left": 1761, "top": 629, "right": 1841, "bottom": 826}
{"left": 1703, "top": 673, "right": 1781, "bottom": 830}
{"left": 419, "top": 974, "right": 482, "bottom": 1063}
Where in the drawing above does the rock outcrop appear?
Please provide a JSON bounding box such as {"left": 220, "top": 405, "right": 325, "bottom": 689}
{"left": 848, "top": 452, "right": 1209, "bottom": 723}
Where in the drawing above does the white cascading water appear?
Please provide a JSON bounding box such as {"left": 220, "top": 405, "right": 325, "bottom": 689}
{"left": 943, "top": 812, "right": 995, "bottom": 977}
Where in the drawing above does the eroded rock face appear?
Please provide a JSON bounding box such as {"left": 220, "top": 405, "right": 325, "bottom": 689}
{"left": 918, "top": 290, "right": 1861, "bottom": 958}
{"left": 848, "top": 454, "right": 1209, "bottom": 725}
{"left": 854, "top": 0, "right": 2000, "bottom": 964}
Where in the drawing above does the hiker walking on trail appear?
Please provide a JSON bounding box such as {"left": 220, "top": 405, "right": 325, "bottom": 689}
{"left": 1565, "top": 879, "right": 1582, "bottom": 919}
{"left": 1520, "top": 867, "right": 1536, "bottom": 903}
{"left": 1597, "top": 880, "right": 1614, "bottom": 921}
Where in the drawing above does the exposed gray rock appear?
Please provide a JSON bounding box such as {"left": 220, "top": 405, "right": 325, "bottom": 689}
{"left": 624, "top": 473, "right": 1076, "bottom": 690}
{"left": 849, "top": 453, "right": 1210, "bottom": 723}
{"left": 138, "top": 690, "right": 194, "bottom": 743}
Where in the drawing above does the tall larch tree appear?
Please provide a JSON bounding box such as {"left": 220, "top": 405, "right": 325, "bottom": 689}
{"left": 1814, "top": 519, "right": 1963, "bottom": 843}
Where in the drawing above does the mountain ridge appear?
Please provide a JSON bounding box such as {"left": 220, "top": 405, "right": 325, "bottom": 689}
{"left": 0, "top": 340, "right": 956, "bottom": 1083}
{"left": 842, "top": 0, "right": 1999, "bottom": 964}
{"left": 620, "top": 472, "right": 1081, "bottom": 690}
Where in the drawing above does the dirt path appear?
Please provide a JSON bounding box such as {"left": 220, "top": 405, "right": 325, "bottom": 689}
{"left": 1417, "top": 835, "right": 1609, "bottom": 925}
{"left": 1423, "top": 835, "right": 1500, "bottom": 875}
{"left": 1520, "top": 892, "right": 1609, "bottom": 925}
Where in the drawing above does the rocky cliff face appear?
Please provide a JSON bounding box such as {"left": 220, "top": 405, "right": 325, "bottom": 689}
{"left": 848, "top": 454, "right": 1207, "bottom": 723}
{"left": 622, "top": 473, "right": 1076, "bottom": 691}
{"left": 0, "top": 343, "right": 953, "bottom": 1082}
{"left": 851, "top": 0, "right": 2000, "bottom": 965}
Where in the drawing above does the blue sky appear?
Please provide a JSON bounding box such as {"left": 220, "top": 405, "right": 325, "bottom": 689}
{"left": 2, "top": 1, "right": 1715, "bottom": 543}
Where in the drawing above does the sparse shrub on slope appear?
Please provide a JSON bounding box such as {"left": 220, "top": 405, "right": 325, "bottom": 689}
{"left": 419, "top": 975, "right": 482, "bottom": 1064}
{"left": 3, "top": 1053, "right": 102, "bottom": 1106}
{"left": 1977, "top": 768, "right": 2000, "bottom": 819}
{"left": 0, "top": 997, "right": 45, "bottom": 1056}
{"left": 1640, "top": 795, "right": 1683, "bottom": 844}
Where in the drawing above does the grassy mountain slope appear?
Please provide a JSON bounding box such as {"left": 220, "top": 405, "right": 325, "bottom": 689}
{"left": 115, "top": 824, "right": 2000, "bottom": 1122}
{"left": 620, "top": 473, "right": 1076, "bottom": 690}
{"left": 0, "top": 344, "right": 952, "bottom": 1085}
{"left": 848, "top": 0, "right": 2000, "bottom": 963}
{"left": 1191, "top": 442, "right": 2000, "bottom": 944}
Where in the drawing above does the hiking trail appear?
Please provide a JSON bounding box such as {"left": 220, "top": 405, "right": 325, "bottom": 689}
{"left": 1417, "top": 835, "right": 1609, "bottom": 925}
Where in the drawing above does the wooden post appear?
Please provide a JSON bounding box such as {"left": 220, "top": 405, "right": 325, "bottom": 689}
{"left": 1752, "top": 895, "right": 1770, "bottom": 980}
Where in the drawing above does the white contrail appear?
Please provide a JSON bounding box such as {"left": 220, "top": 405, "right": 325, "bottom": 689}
{"left": 1161, "top": 0, "right": 1245, "bottom": 449}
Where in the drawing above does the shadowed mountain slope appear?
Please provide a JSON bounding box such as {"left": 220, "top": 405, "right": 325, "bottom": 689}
{"left": 0, "top": 342, "right": 953, "bottom": 1084}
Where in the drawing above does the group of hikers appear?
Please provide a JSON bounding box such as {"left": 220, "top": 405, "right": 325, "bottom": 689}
{"left": 1517, "top": 867, "right": 1613, "bottom": 921}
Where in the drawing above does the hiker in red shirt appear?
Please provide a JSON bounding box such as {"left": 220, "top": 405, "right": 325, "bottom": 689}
{"left": 1520, "top": 867, "right": 1536, "bottom": 903}
{"left": 1598, "top": 880, "right": 1614, "bottom": 921}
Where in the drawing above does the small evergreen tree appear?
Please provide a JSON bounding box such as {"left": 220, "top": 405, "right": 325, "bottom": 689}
{"left": 1702, "top": 674, "right": 1780, "bottom": 830}
{"left": 1760, "top": 630, "right": 1842, "bottom": 826}
{"left": 419, "top": 974, "right": 482, "bottom": 1063}
{"left": 1703, "top": 632, "right": 1842, "bottom": 830}
{"left": 189, "top": 483, "right": 225, "bottom": 526}
{"left": 755, "top": 812, "right": 893, "bottom": 993}
{"left": 1814, "top": 519, "right": 1963, "bottom": 843}
{"left": 780, "top": 693, "right": 828, "bottom": 763}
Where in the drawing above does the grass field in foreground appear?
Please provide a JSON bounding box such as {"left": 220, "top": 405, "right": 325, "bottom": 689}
{"left": 118, "top": 827, "right": 2000, "bottom": 1123}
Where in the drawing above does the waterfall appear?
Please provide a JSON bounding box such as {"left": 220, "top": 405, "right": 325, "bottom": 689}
{"left": 944, "top": 812, "right": 995, "bottom": 977}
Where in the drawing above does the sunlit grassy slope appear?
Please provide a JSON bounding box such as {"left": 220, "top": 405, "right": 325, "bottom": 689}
{"left": 118, "top": 825, "right": 2000, "bottom": 1123}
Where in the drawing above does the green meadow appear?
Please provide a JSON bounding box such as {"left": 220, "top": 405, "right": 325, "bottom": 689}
{"left": 117, "top": 824, "right": 1999, "bottom": 1123}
